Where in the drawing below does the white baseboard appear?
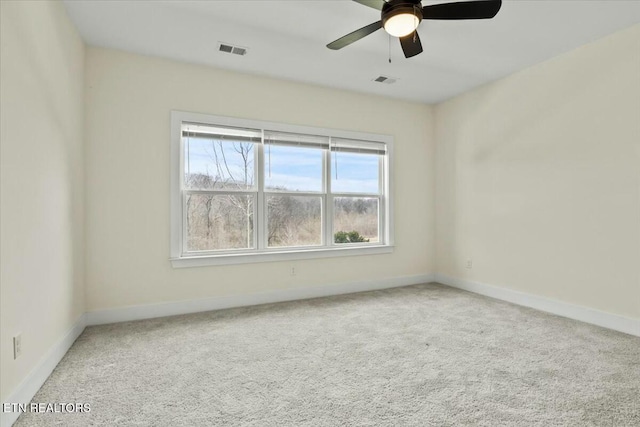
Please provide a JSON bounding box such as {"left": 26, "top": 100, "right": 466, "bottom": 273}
{"left": 2, "top": 274, "right": 433, "bottom": 426}
{"left": 435, "top": 274, "right": 640, "bottom": 337}
{"left": 2, "top": 273, "right": 635, "bottom": 427}
{"left": 86, "top": 274, "right": 435, "bottom": 326}
{"left": 1, "top": 314, "right": 87, "bottom": 427}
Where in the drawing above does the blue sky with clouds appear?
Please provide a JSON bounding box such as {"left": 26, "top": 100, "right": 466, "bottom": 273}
{"left": 186, "top": 138, "right": 379, "bottom": 193}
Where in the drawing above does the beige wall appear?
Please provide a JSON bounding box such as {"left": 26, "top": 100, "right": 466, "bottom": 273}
{"left": 84, "top": 48, "right": 435, "bottom": 311}
{"left": 2, "top": 0, "right": 636, "bottom": 403}
{"left": 0, "top": 0, "right": 85, "bottom": 400}
{"left": 435, "top": 25, "right": 640, "bottom": 319}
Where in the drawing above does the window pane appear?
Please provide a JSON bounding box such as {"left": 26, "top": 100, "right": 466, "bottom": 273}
{"left": 184, "top": 137, "right": 255, "bottom": 191}
{"left": 267, "top": 195, "right": 322, "bottom": 247}
{"left": 331, "top": 152, "right": 380, "bottom": 194}
{"left": 264, "top": 145, "right": 323, "bottom": 192}
{"left": 334, "top": 197, "right": 379, "bottom": 244}
{"left": 186, "top": 194, "right": 254, "bottom": 251}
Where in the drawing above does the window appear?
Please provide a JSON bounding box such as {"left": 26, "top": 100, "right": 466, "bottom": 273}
{"left": 171, "top": 111, "right": 393, "bottom": 267}
{"left": 183, "top": 124, "right": 259, "bottom": 252}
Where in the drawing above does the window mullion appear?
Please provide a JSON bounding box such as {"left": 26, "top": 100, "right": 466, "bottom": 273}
{"left": 379, "top": 155, "right": 385, "bottom": 245}
{"left": 329, "top": 192, "right": 381, "bottom": 198}
{"left": 184, "top": 189, "right": 254, "bottom": 196}
{"left": 377, "top": 195, "right": 384, "bottom": 246}
{"left": 182, "top": 191, "right": 188, "bottom": 256}
{"left": 179, "top": 133, "right": 187, "bottom": 256}
{"left": 257, "top": 131, "right": 266, "bottom": 250}
{"left": 325, "top": 144, "right": 333, "bottom": 247}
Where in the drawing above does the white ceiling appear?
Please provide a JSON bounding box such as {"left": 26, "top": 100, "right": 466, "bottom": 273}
{"left": 63, "top": 0, "right": 640, "bottom": 104}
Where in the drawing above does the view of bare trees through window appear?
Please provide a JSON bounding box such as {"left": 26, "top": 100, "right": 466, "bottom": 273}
{"left": 268, "top": 196, "right": 322, "bottom": 247}
{"left": 334, "top": 197, "right": 379, "bottom": 243}
{"left": 331, "top": 149, "right": 380, "bottom": 244}
{"left": 181, "top": 124, "right": 385, "bottom": 253}
{"left": 186, "top": 194, "right": 254, "bottom": 250}
{"left": 184, "top": 137, "right": 255, "bottom": 191}
{"left": 184, "top": 134, "right": 257, "bottom": 251}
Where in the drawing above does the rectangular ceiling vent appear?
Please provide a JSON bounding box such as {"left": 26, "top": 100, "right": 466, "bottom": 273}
{"left": 373, "top": 75, "right": 397, "bottom": 85}
{"left": 218, "top": 43, "right": 248, "bottom": 56}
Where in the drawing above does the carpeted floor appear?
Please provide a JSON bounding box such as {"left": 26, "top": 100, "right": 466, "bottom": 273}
{"left": 15, "top": 283, "right": 640, "bottom": 426}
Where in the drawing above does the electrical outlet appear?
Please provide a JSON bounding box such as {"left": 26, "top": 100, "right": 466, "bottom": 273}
{"left": 290, "top": 267, "right": 296, "bottom": 276}
{"left": 465, "top": 259, "right": 473, "bottom": 269}
{"left": 13, "top": 333, "right": 22, "bottom": 359}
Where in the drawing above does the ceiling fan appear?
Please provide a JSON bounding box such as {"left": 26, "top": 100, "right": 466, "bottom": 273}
{"left": 327, "top": 0, "right": 502, "bottom": 58}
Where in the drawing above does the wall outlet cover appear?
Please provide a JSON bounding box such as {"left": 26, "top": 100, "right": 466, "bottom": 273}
{"left": 13, "top": 333, "right": 22, "bottom": 359}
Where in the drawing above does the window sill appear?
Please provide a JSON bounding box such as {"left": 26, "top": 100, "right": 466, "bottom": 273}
{"left": 170, "top": 245, "right": 394, "bottom": 268}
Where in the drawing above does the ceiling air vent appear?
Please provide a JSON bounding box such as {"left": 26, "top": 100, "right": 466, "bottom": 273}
{"left": 373, "top": 75, "right": 397, "bottom": 84}
{"left": 218, "top": 42, "right": 248, "bottom": 56}
{"left": 232, "top": 47, "right": 247, "bottom": 56}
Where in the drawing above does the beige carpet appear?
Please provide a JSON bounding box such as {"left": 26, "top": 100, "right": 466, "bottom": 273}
{"left": 15, "top": 283, "right": 640, "bottom": 426}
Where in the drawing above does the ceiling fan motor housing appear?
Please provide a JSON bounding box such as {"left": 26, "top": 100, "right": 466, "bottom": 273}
{"left": 381, "top": 0, "right": 424, "bottom": 34}
{"left": 326, "top": 0, "right": 502, "bottom": 58}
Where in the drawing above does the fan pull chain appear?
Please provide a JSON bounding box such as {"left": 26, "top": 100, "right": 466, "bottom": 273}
{"left": 388, "top": 34, "right": 391, "bottom": 63}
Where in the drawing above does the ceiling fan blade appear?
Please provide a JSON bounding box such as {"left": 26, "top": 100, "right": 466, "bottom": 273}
{"left": 352, "top": 0, "right": 386, "bottom": 10}
{"left": 423, "top": 0, "right": 502, "bottom": 20}
{"left": 327, "top": 21, "right": 383, "bottom": 50}
{"left": 399, "top": 31, "right": 423, "bottom": 58}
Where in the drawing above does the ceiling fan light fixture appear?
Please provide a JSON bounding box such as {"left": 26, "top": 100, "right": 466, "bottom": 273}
{"left": 327, "top": 0, "right": 502, "bottom": 59}
{"left": 381, "top": 2, "right": 423, "bottom": 38}
{"left": 383, "top": 13, "right": 419, "bottom": 37}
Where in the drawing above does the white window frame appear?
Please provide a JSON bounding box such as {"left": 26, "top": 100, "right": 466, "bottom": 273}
{"left": 170, "top": 111, "right": 394, "bottom": 268}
